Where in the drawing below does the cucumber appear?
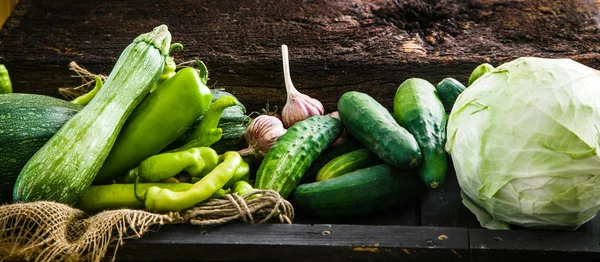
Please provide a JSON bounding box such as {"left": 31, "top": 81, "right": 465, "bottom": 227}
{"left": 316, "top": 148, "right": 382, "bottom": 181}
{"left": 337, "top": 91, "right": 421, "bottom": 169}
{"left": 393, "top": 78, "right": 447, "bottom": 188}
{"left": 0, "top": 94, "right": 82, "bottom": 203}
{"left": 254, "top": 116, "right": 343, "bottom": 198}
{"left": 435, "top": 78, "right": 466, "bottom": 112}
{"left": 300, "top": 138, "right": 364, "bottom": 184}
{"left": 292, "top": 164, "right": 425, "bottom": 217}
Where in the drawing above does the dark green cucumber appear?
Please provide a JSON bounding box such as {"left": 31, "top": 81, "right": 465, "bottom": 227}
{"left": 316, "top": 148, "right": 382, "bottom": 181}
{"left": 292, "top": 164, "right": 424, "bottom": 217}
{"left": 300, "top": 138, "right": 363, "bottom": 184}
{"left": 435, "top": 78, "right": 466, "bottom": 112}
{"left": 254, "top": 116, "right": 343, "bottom": 198}
{"left": 337, "top": 91, "right": 421, "bottom": 169}
{"left": 393, "top": 78, "right": 447, "bottom": 188}
{"left": 0, "top": 94, "right": 82, "bottom": 203}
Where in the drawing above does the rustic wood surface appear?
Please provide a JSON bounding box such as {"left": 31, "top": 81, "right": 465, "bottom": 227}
{"left": 2, "top": 0, "right": 600, "bottom": 112}
{"left": 2, "top": 0, "right": 600, "bottom": 261}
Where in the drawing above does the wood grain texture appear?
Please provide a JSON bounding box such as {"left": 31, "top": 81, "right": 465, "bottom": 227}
{"left": 1, "top": 0, "right": 600, "bottom": 112}
{"left": 2, "top": 0, "right": 600, "bottom": 259}
{"left": 114, "top": 224, "right": 469, "bottom": 261}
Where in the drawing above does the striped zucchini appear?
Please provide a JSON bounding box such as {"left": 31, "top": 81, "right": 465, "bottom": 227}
{"left": 254, "top": 116, "right": 343, "bottom": 198}
{"left": 0, "top": 94, "right": 82, "bottom": 203}
{"left": 13, "top": 25, "right": 172, "bottom": 205}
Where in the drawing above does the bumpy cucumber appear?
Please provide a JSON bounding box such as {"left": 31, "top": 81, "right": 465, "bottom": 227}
{"left": 292, "top": 164, "right": 425, "bottom": 217}
{"left": 316, "top": 148, "right": 382, "bottom": 181}
{"left": 254, "top": 116, "right": 343, "bottom": 198}
{"left": 393, "top": 78, "right": 447, "bottom": 188}
{"left": 337, "top": 91, "right": 421, "bottom": 169}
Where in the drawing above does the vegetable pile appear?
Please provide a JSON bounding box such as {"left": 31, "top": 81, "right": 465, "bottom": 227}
{"left": 1, "top": 25, "right": 599, "bottom": 231}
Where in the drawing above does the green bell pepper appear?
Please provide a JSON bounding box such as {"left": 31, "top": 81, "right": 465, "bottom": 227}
{"left": 95, "top": 66, "right": 213, "bottom": 183}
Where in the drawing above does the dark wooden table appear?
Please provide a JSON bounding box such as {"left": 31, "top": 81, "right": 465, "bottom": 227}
{"left": 2, "top": 0, "right": 600, "bottom": 261}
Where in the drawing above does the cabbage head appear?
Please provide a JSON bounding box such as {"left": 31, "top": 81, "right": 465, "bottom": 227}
{"left": 446, "top": 57, "right": 600, "bottom": 230}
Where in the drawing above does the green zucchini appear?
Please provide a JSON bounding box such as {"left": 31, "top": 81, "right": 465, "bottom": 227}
{"left": 13, "top": 25, "right": 172, "bottom": 205}
{"left": 435, "top": 78, "right": 466, "bottom": 112}
{"left": 0, "top": 94, "right": 82, "bottom": 203}
{"left": 254, "top": 116, "right": 343, "bottom": 198}
{"left": 316, "top": 148, "right": 382, "bottom": 181}
{"left": 393, "top": 78, "right": 447, "bottom": 188}
{"left": 337, "top": 91, "right": 421, "bottom": 169}
{"left": 292, "top": 164, "right": 425, "bottom": 217}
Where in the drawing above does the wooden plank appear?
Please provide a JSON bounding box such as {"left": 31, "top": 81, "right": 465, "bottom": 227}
{"left": 294, "top": 203, "right": 421, "bottom": 226}
{"left": 419, "top": 161, "right": 480, "bottom": 228}
{"left": 469, "top": 228, "right": 600, "bottom": 262}
{"left": 113, "top": 224, "right": 469, "bottom": 261}
{"left": 2, "top": 0, "right": 600, "bottom": 113}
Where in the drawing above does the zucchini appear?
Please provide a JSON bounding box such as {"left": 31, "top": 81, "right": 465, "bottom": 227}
{"left": 0, "top": 94, "right": 82, "bottom": 203}
{"left": 292, "top": 164, "right": 425, "bottom": 217}
{"left": 316, "top": 148, "right": 382, "bottom": 181}
{"left": 337, "top": 91, "right": 421, "bottom": 169}
{"left": 393, "top": 78, "right": 447, "bottom": 188}
{"left": 254, "top": 116, "right": 343, "bottom": 198}
{"left": 13, "top": 25, "right": 172, "bottom": 205}
{"left": 435, "top": 78, "right": 466, "bottom": 112}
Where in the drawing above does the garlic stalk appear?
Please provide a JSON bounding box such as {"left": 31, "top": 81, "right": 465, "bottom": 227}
{"left": 238, "top": 115, "right": 287, "bottom": 158}
{"left": 281, "top": 44, "right": 324, "bottom": 128}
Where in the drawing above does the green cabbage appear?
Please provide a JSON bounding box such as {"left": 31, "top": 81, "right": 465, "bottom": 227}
{"left": 446, "top": 57, "right": 600, "bottom": 230}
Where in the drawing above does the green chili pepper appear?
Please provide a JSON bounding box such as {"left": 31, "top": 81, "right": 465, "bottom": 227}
{"left": 95, "top": 66, "right": 213, "bottom": 183}
{"left": 223, "top": 158, "right": 250, "bottom": 189}
{"left": 71, "top": 75, "right": 103, "bottom": 106}
{"left": 232, "top": 180, "right": 255, "bottom": 196}
{"left": 191, "top": 156, "right": 249, "bottom": 185}
{"left": 79, "top": 182, "right": 193, "bottom": 213}
{"left": 143, "top": 151, "right": 243, "bottom": 212}
{"left": 0, "top": 64, "right": 12, "bottom": 94}
{"left": 137, "top": 147, "right": 220, "bottom": 182}
{"left": 210, "top": 188, "right": 231, "bottom": 199}
{"left": 170, "top": 95, "right": 240, "bottom": 152}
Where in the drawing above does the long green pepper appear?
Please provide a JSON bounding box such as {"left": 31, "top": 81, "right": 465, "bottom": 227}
{"left": 95, "top": 67, "right": 213, "bottom": 183}
{"left": 0, "top": 64, "right": 12, "bottom": 94}
{"left": 136, "top": 147, "right": 219, "bottom": 183}
{"left": 143, "top": 151, "right": 243, "bottom": 212}
{"left": 171, "top": 95, "right": 240, "bottom": 152}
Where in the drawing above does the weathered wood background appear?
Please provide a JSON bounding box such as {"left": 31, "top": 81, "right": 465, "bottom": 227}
{"left": 2, "top": 0, "right": 600, "bottom": 261}
{"left": 2, "top": 0, "right": 600, "bottom": 112}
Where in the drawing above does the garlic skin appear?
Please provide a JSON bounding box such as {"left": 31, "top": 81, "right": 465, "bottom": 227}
{"left": 238, "top": 115, "right": 287, "bottom": 158}
{"left": 281, "top": 45, "right": 324, "bottom": 128}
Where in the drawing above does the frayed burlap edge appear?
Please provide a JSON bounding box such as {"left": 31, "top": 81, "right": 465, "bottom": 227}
{"left": 0, "top": 190, "right": 293, "bottom": 262}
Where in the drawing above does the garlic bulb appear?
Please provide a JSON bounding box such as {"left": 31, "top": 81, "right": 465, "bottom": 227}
{"left": 238, "top": 115, "right": 287, "bottom": 158}
{"left": 280, "top": 45, "right": 324, "bottom": 128}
